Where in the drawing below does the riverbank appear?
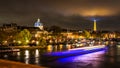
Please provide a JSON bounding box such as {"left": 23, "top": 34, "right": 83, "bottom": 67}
{"left": 9, "top": 46, "right": 46, "bottom": 49}
{"left": 0, "top": 59, "right": 46, "bottom": 68}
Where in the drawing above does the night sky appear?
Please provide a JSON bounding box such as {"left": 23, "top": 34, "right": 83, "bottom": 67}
{"left": 0, "top": 0, "right": 120, "bottom": 31}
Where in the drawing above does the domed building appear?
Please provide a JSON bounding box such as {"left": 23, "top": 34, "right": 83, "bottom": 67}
{"left": 34, "top": 18, "right": 43, "bottom": 30}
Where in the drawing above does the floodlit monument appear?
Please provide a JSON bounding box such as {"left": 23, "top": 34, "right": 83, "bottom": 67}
{"left": 34, "top": 18, "right": 44, "bottom": 30}
{"left": 93, "top": 19, "right": 97, "bottom": 31}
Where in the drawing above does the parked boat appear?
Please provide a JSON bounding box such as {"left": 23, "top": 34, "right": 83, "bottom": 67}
{"left": 0, "top": 46, "right": 20, "bottom": 53}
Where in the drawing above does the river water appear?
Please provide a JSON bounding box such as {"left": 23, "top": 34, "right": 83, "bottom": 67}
{"left": 0, "top": 44, "right": 120, "bottom": 68}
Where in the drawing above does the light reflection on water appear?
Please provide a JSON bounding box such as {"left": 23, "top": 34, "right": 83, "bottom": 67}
{"left": 47, "top": 45, "right": 53, "bottom": 52}
{"left": 57, "top": 50, "right": 105, "bottom": 63}
{"left": 17, "top": 52, "right": 20, "bottom": 56}
{"left": 35, "top": 57, "right": 39, "bottom": 64}
{"left": 25, "top": 50, "right": 29, "bottom": 64}
{"left": 25, "top": 50, "right": 29, "bottom": 58}
{"left": 35, "top": 49, "right": 39, "bottom": 57}
{"left": 35, "top": 49, "right": 39, "bottom": 64}
{"left": 1, "top": 44, "right": 119, "bottom": 68}
{"left": 54, "top": 50, "right": 105, "bottom": 68}
{"left": 0, "top": 45, "right": 106, "bottom": 66}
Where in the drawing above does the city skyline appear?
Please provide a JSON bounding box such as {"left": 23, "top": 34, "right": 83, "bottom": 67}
{"left": 0, "top": 0, "right": 120, "bottom": 31}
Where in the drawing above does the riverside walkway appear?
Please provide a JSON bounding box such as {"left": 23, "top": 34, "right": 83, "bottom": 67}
{"left": 0, "top": 59, "right": 46, "bottom": 68}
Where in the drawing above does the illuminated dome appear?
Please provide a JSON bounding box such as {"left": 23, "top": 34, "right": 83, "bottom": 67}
{"left": 34, "top": 18, "right": 43, "bottom": 30}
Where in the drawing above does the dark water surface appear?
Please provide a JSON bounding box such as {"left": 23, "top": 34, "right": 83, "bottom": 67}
{"left": 0, "top": 45, "right": 120, "bottom": 68}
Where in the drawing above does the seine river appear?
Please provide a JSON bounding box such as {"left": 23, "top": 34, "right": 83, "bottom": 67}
{"left": 0, "top": 44, "right": 120, "bottom": 68}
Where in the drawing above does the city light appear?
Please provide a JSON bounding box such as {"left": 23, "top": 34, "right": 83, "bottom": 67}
{"left": 80, "top": 9, "right": 116, "bottom": 16}
{"left": 18, "top": 41, "right": 21, "bottom": 44}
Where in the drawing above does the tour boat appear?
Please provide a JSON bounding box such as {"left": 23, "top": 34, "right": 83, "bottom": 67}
{"left": 41, "top": 45, "right": 107, "bottom": 62}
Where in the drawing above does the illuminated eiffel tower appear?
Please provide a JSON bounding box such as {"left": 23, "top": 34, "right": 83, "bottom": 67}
{"left": 93, "top": 19, "right": 97, "bottom": 31}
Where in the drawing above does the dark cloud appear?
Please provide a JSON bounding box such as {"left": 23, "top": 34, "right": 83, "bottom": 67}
{"left": 0, "top": 0, "right": 120, "bottom": 31}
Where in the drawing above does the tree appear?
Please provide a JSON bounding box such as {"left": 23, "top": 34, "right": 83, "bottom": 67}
{"left": 0, "top": 31, "right": 8, "bottom": 44}
{"left": 83, "top": 30, "right": 91, "bottom": 39}
{"left": 38, "top": 37, "right": 47, "bottom": 47}
{"left": 14, "top": 29, "right": 32, "bottom": 45}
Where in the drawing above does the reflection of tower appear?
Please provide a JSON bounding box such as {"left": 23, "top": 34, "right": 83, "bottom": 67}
{"left": 93, "top": 19, "right": 97, "bottom": 31}
{"left": 34, "top": 18, "right": 43, "bottom": 30}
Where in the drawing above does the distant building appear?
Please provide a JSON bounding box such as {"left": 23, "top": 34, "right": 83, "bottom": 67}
{"left": 34, "top": 18, "right": 44, "bottom": 30}
{"left": 0, "top": 23, "right": 17, "bottom": 31}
